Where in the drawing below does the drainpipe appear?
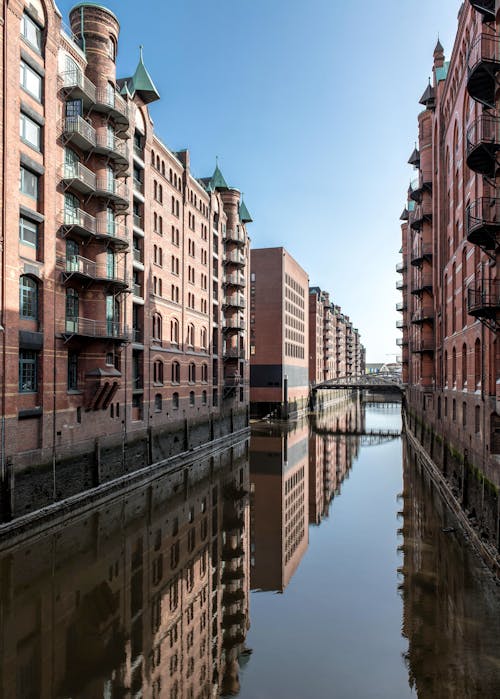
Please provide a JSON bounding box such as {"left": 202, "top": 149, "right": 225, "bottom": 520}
{"left": 1, "top": 3, "right": 8, "bottom": 498}
{"left": 80, "top": 7, "right": 86, "bottom": 53}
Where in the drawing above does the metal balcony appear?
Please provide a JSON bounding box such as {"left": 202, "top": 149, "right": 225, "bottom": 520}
{"left": 466, "top": 115, "right": 500, "bottom": 176}
{"left": 411, "top": 306, "right": 434, "bottom": 324}
{"left": 469, "top": 1, "right": 495, "bottom": 22}
{"left": 396, "top": 261, "right": 405, "bottom": 273}
{"left": 396, "top": 337, "right": 408, "bottom": 347}
{"left": 223, "top": 347, "right": 245, "bottom": 360}
{"left": 63, "top": 255, "right": 128, "bottom": 290}
{"left": 411, "top": 274, "right": 433, "bottom": 295}
{"left": 94, "top": 178, "right": 129, "bottom": 210}
{"left": 410, "top": 242, "right": 433, "bottom": 267}
{"left": 94, "top": 131, "right": 129, "bottom": 170}
{"left": 62, "top": 317, "right": 130, "bottom": 341}
{"left": 223, "top": 318, "right": 245, "bottom": 332}
{"left": 410, "top": 201, "right": 432, "bottom": 231}
{"left": 396, "top": 301, "right": 406, "bottom": 312}
{"left": 466, "top": 198, "right": 500, "bottom": 249}
{"left": 467, "top": 33, "right": 500, "bottom": 108}
{"left": 223, "top": 273, "right": 246, "bottom": 288}
{"left": 224, "top": 295, "right": 246, "bottom": 309}
{"left": 467, "top": 281, "right": 500, "bottom": 320}
{"left": 60, "top": 162, "right": 96, "bottom": 194}
{"left": 61, "top": 116, "right": 96, "bottom": 151}
{"left": 396, "top": 319, "right": 405, "bottom": 329}
{"left": 396, "top": 279, "right": 406, "bottom": 291}
{"left": 223, "top": 251, "right": 246, "bottom": 267}
{"left": 63, "top": 208, "right": 129, "bottom": 249}
{"left": 62, "top": 207, "right": 96, "bottom": 238}
{"left": 412, "top": 339, "right": 435, "bottom": 354}
{"left": 224, "top": 228, "right": 246, "bottom": 246}
{"left": 59, "top": 69, "right": 96, "bottom": 108}
{"left": 95, "top": 219, "right": 129, "bottom": 249}
{"left": 94, "top": 86, "right": 130, "bottom": 128}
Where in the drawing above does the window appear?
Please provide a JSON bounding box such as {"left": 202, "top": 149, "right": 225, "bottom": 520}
{"left": 108, "top": 36, "right": 116, "bottom": 61}
{"left": 155, "top": 393, "right": 162, "bottom": 412}
{"left": 20, "top": 167, "right": 38, "bottom": 199}
{"left": 20, "top": 61, "right": 42, "bottom": 100}
{"left": 188, "top": 363, "right": 196, "bottom": 383}
{"left": 171, "top": 361, "right": 180, "bottom": 384}
{"left": 152, "top": 313, "right": 162, "bottom": 341}
{"left": 172, "top": 392, "right": 179, "bottom": 409}
{"left": 171, "top": 318, "right": 179, "bottom": 344}
{"left": 19, "top": 275, "right": 38, "bottom": 319}
{"left": 189, "top": 390, "right": 195, "bottom": 406}
{"left": 153, "top": 359, "right": 164, "bottom": 385}
{"left": 187, "top": 323, "right": 194, "bottom": 347}
{"left": 202, "top": 390, "right": 207, "bottom": 406}
{"left": 20, "top": 113, "right": 41, "bottom": 150}
{"left": 21, "top": 13, "right": 42, "bottom": 52}
{"left": 65, "top": 288, "right": 79, "bottom": 332}
{"left": 19, "top": 350, "right": 37, "bottom": 392}
{"left": 201, "top": 364, "right": 208, "bottom": 383}
{"left": 200, "top": 328, "right": 207, "bottom": 350}
{"left": 19, "top": 217, "right": 38, "bottom": 248}
{"left": 68, "top": 351, "right": 79, "bottom": 390}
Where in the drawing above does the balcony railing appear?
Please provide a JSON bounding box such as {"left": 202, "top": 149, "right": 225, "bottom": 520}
{"left": 396, "top": 319, "right": 405, "bottom": 329}
{"left": 467, "top": 33, "right": 500, "bottom": 108}
{"left": 94, "top": 86, "right": 129, "bottom": 125}
{"left": 64, "top": 255, "right": 128, "bottom": 287}
{"left": 410, "top": 201, "right": 432, "bottom": 230}
{"left": 223, "top": 347, "right": 245, "bottom": 359}
{"left": 411, "top": 306, "right": 434, "bottom": 324}
{"left": 133, "top": 143, "right": 145, "bottom": 160}
{"left": 466, "top": 197, "right": 500, "bottom": 249}
{"left": 223, "top": 273, "right": 246, "bottom": 287}
{"left": 410, "top": 242, "right": 433, "bottom": 266}
{"left": 133, "top": 178, "right": 144, "bottom": 195}
{"left": 412, "top": 339, "right": 435, "bottom": 354}
{"left": 62, "top": 317, "right": 129, "bottom": 340}
{"left": 224, "top": 228, "right": 246, "bottom": 246}
{"left": 95, "top": 178, "right": 130, "bottom": 208}
{"left": 133, "top": 283, "right": 143, "bottom": 298}
{"left": 60, "top": 162, "right": 96, "bottom": 194}
{"left": 223, "top": 318, "right": 245, "bottom": 331}
{"left": 396, "top": 301, "right": 406, "bottom": 312}
{"left": 396, "top": 337, "right": 408, "bottom": 347}
{"left": 133, "top": 213, "right": 144, "bottom": 231}
{"left": 396, "top": 279, "right": 406, "bottom": 290}
{"left": 62, "top": 116, "right": 96, "bottom": 150}
{"left": 467, "top": 281, "right": 500, "bottom": 318}
{"left": 63, "top": 207, "right": 96, "bottom": 236}
{"left": 396, "top": 261, "right": 405, "bottom": 273}
{"left": 95, "top": 130, "right": 129, "bottom": 166}
{"left": 466, "top": 115, "right": 500, "bottom": 176}
{"left": 224, "top": 250, "right": 246, "bottom": 266}
{"left": 59, "top": 69, "right": 96, "bottom": 106}
{"left": 132, "top": 327, "right": 143, "bottom": 343}
{"left": 411, "top": 273, "right": 433, "bottom": 294}
{"left": 133, "top": 247, "right": 143, "bottom": 263}
{"left": 225, "top": 295, "right": 246, "bottom": 308}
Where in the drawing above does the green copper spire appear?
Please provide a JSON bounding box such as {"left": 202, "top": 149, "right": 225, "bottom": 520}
{"left": 131, "top": 46, "right": 160, "bottom": 104}
{"left": 209, "top": 160, "right": 229, "bottom": 191}
{"left": 239, "top": 198, "right": 253, "bottom": 223}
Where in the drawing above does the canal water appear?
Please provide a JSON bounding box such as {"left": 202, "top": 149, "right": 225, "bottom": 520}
{"left": 0, "top": 399, "right": 499, "bottom": 698}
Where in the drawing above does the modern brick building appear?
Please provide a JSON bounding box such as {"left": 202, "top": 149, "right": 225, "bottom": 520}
{"left": 0, "top": 1, "right": 252, "bottom": 506}
{"left": 249, "top": 247, "right": 309, "bottom": 418}
{"left": 398, "top": 1, "right": 499, "bottom": 552}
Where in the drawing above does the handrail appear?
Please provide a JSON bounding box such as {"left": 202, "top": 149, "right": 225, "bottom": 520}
{"left": 62, "top": 116, "right": 96, "bottom": 146}
{"left": 59, "top": 69, "right": 96, "bottom": 101}
{"left": 63, "top": 317, "right": 129, "bottom": 338}
{"left": 468, "top": 33, "right": 500, "bottom": 75}
{"left": 60, "top": 162, "right": 96, "bottom": 189}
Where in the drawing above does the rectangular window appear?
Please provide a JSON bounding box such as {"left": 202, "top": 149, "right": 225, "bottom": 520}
{"left": 68, "top": 351, "right": 78, "bottom": 390}
{"left": 19, "top": 350, "right": 37, "bottom": 392}
{"left": 20, "top": 167, "right": 38, "bottom": 200}
{"left": 20, "top": 113, "right": 41, "bottom": 150}
{"left": 20, "top": 61, "right": 42, "bottom": 100}
{"left": 21, "top": 13, "right": 42, "bottom": 52}
{"left": 19, "top": 217, "right": 38, "bottom": 248}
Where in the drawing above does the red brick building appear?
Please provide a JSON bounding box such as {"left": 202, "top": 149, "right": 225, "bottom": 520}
{"left": 0, "top": 1, "right": 252, "bottom": 494}
{"left": 249, "top": 247, "right": 309, "bottom": 418}
{"left": 398, "top": 1, "right": 499, "bottom": 551}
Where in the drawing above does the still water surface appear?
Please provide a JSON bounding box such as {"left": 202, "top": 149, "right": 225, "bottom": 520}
{"left": 0, "top": 400, "right": 499, "bottom": 698}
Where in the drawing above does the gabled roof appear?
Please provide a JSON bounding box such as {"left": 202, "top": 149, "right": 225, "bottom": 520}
{"left": 239, "top": 198, "right": 253, "bottom": 223}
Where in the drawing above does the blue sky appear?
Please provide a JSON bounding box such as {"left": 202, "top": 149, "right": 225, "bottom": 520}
{"left": 57, "top": 0, "right": 462, "bottom": 363}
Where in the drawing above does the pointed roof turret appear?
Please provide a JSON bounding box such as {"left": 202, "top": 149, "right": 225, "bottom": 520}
{"left": 408, "top": 145, "right": 420, "bottom": 167}
{"left": 239, "top": 198, "right": 253, "bottom": 223}
{"left": 434, "top": 37, "right": 444, "bottom": 56}
{"left": 400, "top": 208, "right": 409, "bottom": 221}
{"left": 419, "top": 79, "right": 435, "bottom": 109}
{"left": 131, "top": 46, "right": 160, "bottom": 104}
{"left": 208, "top": 160, "right": 229, "bottom": 191}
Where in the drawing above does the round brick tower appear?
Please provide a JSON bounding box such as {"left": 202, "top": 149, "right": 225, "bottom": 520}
{"left": 69, "top": 3, "right": 120, "bottom": 87}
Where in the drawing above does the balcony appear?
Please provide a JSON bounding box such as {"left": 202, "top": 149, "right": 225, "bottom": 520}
{"left": 94, "top": 177, "right": 129, "bottom": 210}
{"left": 467, "top": 281, "right": 500, "bottom": 320}
{"left": 411, "top": 273, "right": 433, "bottom": 295}
{"left": 62, "top": 317, "right": 129, "bottom": 341}
{"left": 223, "top": 251, "right": 246, "bottom": 267}
{"left": 94, "top": 86, "right": 130, "bottom": 128}
{"left": 62, "top": 207, "right": 96, "bottom": 238}
{"left": 223, "top": 318, "right": 245, "bottom": 332}
{"left": 224, "top": 295, "right": 246, "bottom": 309}
{"left": 224, "top": 228, "right": 246, "bottom": 246}
{"left": 223, "top": 347, "right": 245, "bottom": 360}
{"left": 94, "top": 131, "right": 129, "bottom": 170}
{"left": 411, "top": 305, "right": 434, "bottom": 324}
{"left": 223, "top": 273, "right": 246, "bottom": 288}
{"left": 132, "top": 327, "right": 143, "bottom": 344}
{"left": 396, "top": 301, "right": 406, "bottom": 312}
{"left": 95, "top": 219, "right": 129, "bottom": 249}
{"left": 396, "top": 279, "right": 406, "bottom": 291}
{"left": 60, "top": 162, "right": 96, "bottom": 194}
{"left": 133, "top": 247, "right": 143, "bottom": 265}
{"left": 396, "top": 319, "right": 405, "bottom": 329}
{"left": 63, "top": 255, "right": 128, "bottom": 290}
{"left": 467, "top": 33, "right": 500, "bottom": 108}
{"left": 396, "top": 262, "right": 405, "bottom": 273}
{"left": 133, "top": 214, "right": 144, "bottom": 232}
{"left": 469, "top": 0, "right": 495, "bottom": 21}
{"left": 61, "top": 116, "right": 96, "bottom": 151}
{"left": 412, "top": 339, "right": 435, "bottom": 354}
{"left": 396, "top": 337, "right": 408, "bottom": 347}
{"left": 466, "top": 198, "right": 500, "bottom": 249}
{"left": 410, "top": 201, "right": 432, "bottom": 231}
{"left": 410, "top": 242, "right": 433, "bottom": 266}
{"left": 59, "top": 69, "right": 96, "bottom": 108}
{"left": 466, "top": 115, "right": 500, "bottom": 176}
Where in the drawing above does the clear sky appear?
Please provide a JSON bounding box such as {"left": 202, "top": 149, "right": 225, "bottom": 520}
{"left": 57, "top": 0, "right": 462, "bottom": 363}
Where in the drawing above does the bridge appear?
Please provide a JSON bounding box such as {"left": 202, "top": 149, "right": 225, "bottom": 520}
{"left": 313, "top": 373, "right": 404, "bottom": 393}
{"left": 311, "top": 427, "right": 401, "bottom": 446}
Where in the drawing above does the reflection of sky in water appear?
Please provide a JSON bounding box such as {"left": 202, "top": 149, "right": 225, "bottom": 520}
{"left": 363, "top": 402, "right": 402, "bottom": 432}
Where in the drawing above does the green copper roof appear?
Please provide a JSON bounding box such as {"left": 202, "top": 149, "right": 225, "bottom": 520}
{"left": 208, "top": 164, "right": 229, "bottom": 191}
{"left": 70, "top": 3, "right": 120, "bottom": 25}
{"left": 131, "top": 47, "right": 160, "bottom": 104}
{"left": 435, "top": 61, "right": 450, "bottom": 83}
{"left": 239, "top": 198, "right": 253, "bottom": 223}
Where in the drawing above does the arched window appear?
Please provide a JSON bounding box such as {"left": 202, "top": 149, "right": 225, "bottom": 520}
{"left": 153, "top": 359, "right": 164, "bottom": 385}
{"left": 200, "top": 327, "right": 207, "bottom": 350}
{"left": 161, "top": 161, "right": 165, "bottom": 176}
{"left": 171, "top": 361, "right": 180, "bottom": 384}
{"left": 462, "top": 343, "right": 467, "bottom": 388}
{"left": 201, "top": 363, "right": 208, "bottom": 383}
{"left": 20, "top": 275, "right": 38, "bottom": 319}
{"left": 171, "top": 318, "right": 179, "bottom": 344}
{"left": 202, "top": 390, "right": 207, "bottom": 406}
{"left": 187, "top": 323, "right": 194, "bottom": 347}
{"left": 462, "top": 246, "right": 468, "bottom": 328}
{"left": 64, "top": 147, "right": 79, "bottom": 178}
{"left": 452, "top": 346, "right": 457, "bottom": 386}
{"left": 156, "top": 155, "right": 160, "bottom": 170}
{"left": 155, "top": 393, "right": 162, "bottom": 412}
{"left": 474, "top": 338, "right": 481, "bottom": 387}
{"left": 189, "top": 391, "right": 195, "bottom": 406}
{"left": 152, "top": 313, "right": 162, "bottom": 341}
{"left": 188, "top": 362, "right": 196, "bottom": 383}
{"left": 151, "top": 150, "right": 155, "bottom": 166}
{"left": 444, "top": 350, "right": 448, "bottom": 387}
{"left": 172, "top": 392, "right": 179, "bottom": 409}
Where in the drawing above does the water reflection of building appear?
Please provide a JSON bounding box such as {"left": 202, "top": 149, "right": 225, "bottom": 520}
{"left": 0, "top": 442, "right": 250, "bottom": 699}
{"left": 249, "top": 420, "right": 309, "bottom": 592}
{"left": 400, "top": 445, "right": 500, "bottom": 699}
{"left": 308, "top": 399, "right": 362, "bottom": 524}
